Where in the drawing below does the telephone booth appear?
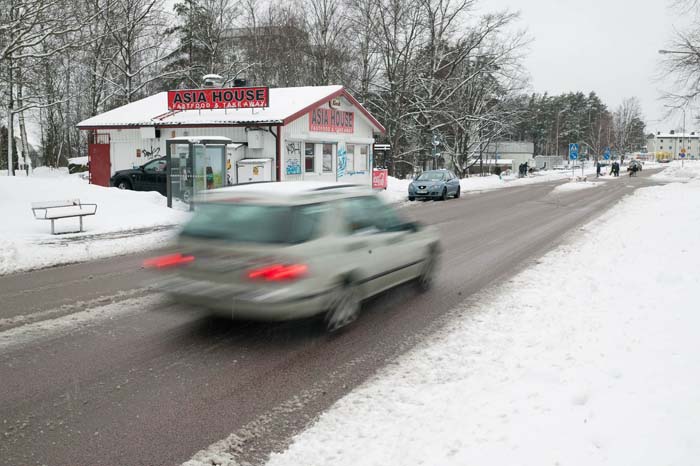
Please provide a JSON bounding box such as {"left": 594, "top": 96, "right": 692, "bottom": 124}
{"left": 165, "top": 136, "right": 234, "bottom": 209}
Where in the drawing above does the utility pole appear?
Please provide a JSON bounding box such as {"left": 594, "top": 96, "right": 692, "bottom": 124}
{"left": 682, "top": 107, "right": 686, "bottom": 168}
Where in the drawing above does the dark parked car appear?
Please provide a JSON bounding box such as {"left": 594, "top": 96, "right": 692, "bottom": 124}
{"left": 111, "top": 157, "right": 167, "bottom": 195}
{"left": 408, "top": 170, "right": 461, "bottom": 201}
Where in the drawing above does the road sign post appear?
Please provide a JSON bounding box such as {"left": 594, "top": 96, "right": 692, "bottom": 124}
{"left": 569, "top": 143, "right": 579, "bottom": 178}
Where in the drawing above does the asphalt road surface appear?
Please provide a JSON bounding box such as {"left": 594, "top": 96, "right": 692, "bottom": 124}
{"left": 0, "top": 171, "right": 663, "bottom": 466}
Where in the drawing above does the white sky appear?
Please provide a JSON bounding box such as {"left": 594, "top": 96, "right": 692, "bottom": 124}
{"left": 483, "top": 0, "right": 692, "bottom": 134}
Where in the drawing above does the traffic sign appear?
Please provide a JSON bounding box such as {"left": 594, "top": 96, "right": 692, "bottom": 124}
{"left": 681, "top": 147, "right": 686, "bottom": 153}
{"left": 603, "top": 147, "right": 611, "bottom": 160}
{"left": 680, "top": 152, "right": 686, "bottom": 158}
{"left": 569, "top": 143, "right": 579, "bottom": 161}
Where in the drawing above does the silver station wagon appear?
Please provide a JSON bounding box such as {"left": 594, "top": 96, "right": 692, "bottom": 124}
{"left": 147, "top": 182, "right": 441, "bottom": 331}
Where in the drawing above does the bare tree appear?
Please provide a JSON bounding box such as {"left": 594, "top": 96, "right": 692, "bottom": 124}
{"left": 304, "top": 0, "right": 348, "bottom": 85}
{"left": 612, "top": 97, "right": 645, "bottom": 155}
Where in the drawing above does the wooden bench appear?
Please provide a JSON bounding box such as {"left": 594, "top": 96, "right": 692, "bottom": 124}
{"left": 31, "top": 199, "right": 98, "bottom": 234}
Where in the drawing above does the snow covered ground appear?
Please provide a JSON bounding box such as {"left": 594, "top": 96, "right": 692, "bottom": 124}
{"left": 651, "top": 159, "right": 700, "bottom": 182}
{"left": 259, "top": 170, "right": 700, "bottom": 465}
{"left": 0, "top": 168, "right": 190, "bottom": 275}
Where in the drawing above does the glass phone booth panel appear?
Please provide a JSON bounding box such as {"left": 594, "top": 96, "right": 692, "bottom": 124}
{"left": 170, "top": 143, "right": 192, "bottom": 204}
{"left": 166, "top": 138, "right": 231, "bottom": 209}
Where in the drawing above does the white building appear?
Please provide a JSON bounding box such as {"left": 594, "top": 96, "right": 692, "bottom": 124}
{"left": 483, "top": 141, "right": 535, "bottom": 172}
{"left": 77, "top": 85, "right": 385, "bottom": 187}
{"left": 646, "top": 131, "right": 700, "bottom": 160}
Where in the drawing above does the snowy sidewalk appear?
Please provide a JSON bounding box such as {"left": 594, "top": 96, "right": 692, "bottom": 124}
{"left": 262, "top": 169, "right": 700, "bottom": 465}
{"left": 0, "top": 168, "right": 190, "bottom": 275}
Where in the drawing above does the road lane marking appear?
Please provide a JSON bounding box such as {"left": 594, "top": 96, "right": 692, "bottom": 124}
{"left": 0, "top": 294, "right": 165, "bottom": 352}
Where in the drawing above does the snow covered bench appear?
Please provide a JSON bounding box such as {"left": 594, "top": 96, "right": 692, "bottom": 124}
{"left": 31, "top": 199, "right": 98, "bottom": 234}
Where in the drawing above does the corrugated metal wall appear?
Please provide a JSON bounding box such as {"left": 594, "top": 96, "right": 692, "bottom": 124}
{"left": 104, "top": 126, "right": 278, "bottom": 178}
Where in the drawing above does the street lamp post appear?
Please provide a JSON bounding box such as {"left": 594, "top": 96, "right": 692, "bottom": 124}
{"left": 658, "top": 49, "right": 695, "bottom": 55}
{"left": 665, "top": 103, "right": 688, "bottom": 167}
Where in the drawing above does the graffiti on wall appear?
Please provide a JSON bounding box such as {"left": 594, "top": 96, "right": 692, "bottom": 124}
{"left": 337, "top": 147, "right": 347, "bottom": 178}
{"left": 286, "top": 142, "right": 302, "bottom": 175}
{"left": 140, "top": 145, "right": 161, "bottom": 160}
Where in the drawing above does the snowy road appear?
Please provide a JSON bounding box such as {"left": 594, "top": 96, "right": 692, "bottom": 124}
{"left": 0, "top": 170, "right": 663, "bottom": 466}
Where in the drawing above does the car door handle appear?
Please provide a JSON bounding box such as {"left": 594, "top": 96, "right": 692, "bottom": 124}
{"left": 346, "top": 241, "right": 368, "bottom": 251}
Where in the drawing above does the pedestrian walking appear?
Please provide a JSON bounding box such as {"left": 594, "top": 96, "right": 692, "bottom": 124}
{"left": 596, "top": 160, "right": 601, "bottom": 178}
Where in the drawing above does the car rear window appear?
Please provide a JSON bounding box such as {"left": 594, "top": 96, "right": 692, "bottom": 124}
{"left": 181, "top": 203, "right": 325, "bottom": 244}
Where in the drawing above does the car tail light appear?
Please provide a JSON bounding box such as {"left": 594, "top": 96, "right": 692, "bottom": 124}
{"left": 143, "top": 253, "right": 195, "bottom": 269}
{"left": 247, "top": 264, "right": 308, "bottom": 281}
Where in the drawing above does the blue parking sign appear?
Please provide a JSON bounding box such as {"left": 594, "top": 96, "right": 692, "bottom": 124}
{"left": 569, "top": 143, "right": 579, "bottom": 161}
{"left": 604, "top": 147, "right": 611, "bottom": 160}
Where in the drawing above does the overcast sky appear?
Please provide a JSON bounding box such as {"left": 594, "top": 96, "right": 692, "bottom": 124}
{"left": 484, "top": 0, "right": 690, "bottom": 133}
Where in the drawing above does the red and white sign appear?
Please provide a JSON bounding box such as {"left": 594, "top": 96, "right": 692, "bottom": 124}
{"left": 309, "top": 108, "right": 354, "bottom": 133}
{"left": 372, "top": 169, "right": 388, "bottom": 189}
{"left": 167, "top": 87, "right": 269, "bottom": 111}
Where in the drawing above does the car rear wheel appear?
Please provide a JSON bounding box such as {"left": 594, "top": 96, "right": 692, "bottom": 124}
{"left": 116, "top": 179, "right": 132, "bottom": 190}
{"left": 454, "top": 187, "right": 461, "bottom": 198}
{"left": 325, "top": 282, "right": 361, "bottom": 332}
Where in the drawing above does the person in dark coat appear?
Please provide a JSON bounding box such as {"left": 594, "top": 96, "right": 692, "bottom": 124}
{"left": 612, "top": 161, "right": 620, "bottom": 177}
{"left": 596, "top": 160, "right": 602, "bottom": 177}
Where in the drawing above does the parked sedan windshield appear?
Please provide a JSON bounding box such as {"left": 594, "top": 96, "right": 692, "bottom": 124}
{"left": 181, "top": 203, "right": 325, "bottom": 244}
{"left": 416, "top": 172, "right": 445, "bottom": 181}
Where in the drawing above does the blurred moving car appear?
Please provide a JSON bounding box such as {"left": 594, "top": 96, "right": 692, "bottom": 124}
{"left": 408, "top": 170, "right": 461, "bottom": 201}
{"left": 111, "top": 157, "right": 168, "bottom": 195}
{"left": 146, "top": 182, "right": 441, "bottom": 331}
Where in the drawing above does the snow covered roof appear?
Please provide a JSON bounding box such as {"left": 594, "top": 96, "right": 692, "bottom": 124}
{"left": 77, "top": 85, "right": 385, "bottom": 133}
{"left": 651, "top": 132, "right": 700, "bottom": 139}
{"left": 166, "top": 136, "right": 234, "bottom": 143}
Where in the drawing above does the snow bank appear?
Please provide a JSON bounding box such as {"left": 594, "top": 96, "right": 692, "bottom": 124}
{"left": 0, "top": 171, "right": 190, "bottom": 274}
{"left": 31, "top": 166, "right": 70, "bottom": 178}
{"left": 380, "top": 166, "right": 598, "bottom": 204}
{"left": 652, "top": 160, "right": 700, "bottom": 183}
{"left": 266, "top": 178, "right": 700, "bottom": 465}
{"left": 552, "top": 180, "right": 601, "bottom": 193}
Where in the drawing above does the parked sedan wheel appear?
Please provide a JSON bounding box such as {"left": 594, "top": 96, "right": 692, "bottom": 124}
{"left": 454, "top": 187, "right": 461, "bottom": 198}
{"left": 116, "top": 179, "right": 132, "bottom": 190}
{"left": 439, "top": 187, "right": 448, "bottom": 201}
{"left": 417, "top": 249, "right": 439, "bottom": 292}
{"left": 408, "top": 196, "right": 415, "bottom": 201}
{"left": 325, "top": 282, "right": 361, "bottom": 332}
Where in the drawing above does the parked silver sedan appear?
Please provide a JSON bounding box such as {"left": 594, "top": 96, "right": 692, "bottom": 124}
{"left": 408, "top": 170, "right": 461, "bottom": 201}
{"left": 146, "top": 182, "right": 441, "bottom": 331}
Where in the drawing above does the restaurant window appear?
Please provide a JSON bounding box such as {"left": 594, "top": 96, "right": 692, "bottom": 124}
{"left": 355, "top": 145, "right": 369, "bottom": 172}
{"left": 322, "top": 143, "right": 333, "bottom": 172}
{"left": 305, "top": 143, "right": 315, "bottom": 173}
{"left": 346, "top": 144, "right": 355, "bottom": 172}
